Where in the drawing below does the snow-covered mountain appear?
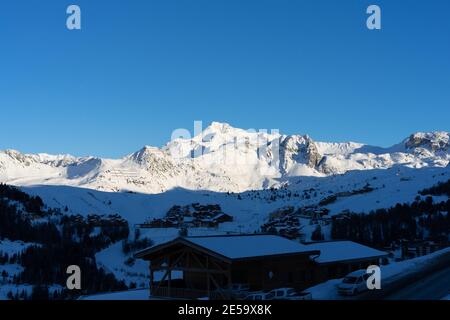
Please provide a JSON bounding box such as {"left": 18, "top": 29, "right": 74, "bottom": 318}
{"left": 1, "top": 122, "right": 449, "bottom": 194}
{"left": 1, "top": 123, "right": 449, "bottom": 292}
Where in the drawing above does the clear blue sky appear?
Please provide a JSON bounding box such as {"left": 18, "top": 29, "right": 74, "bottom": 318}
{"left": 1, "top": 0, "right": 449, "bottom": 158}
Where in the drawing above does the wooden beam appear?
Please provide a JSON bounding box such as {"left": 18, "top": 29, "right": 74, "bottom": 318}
{"left": 168, "top": 255, "right": 171, "bottom": 298}
{"left": 153, "top": 250, "right": 187, "bottom": 294}
{"left": 227, "top": 269, "right": 232, "bottom": 291}
{"left": 151, "top": 248, "right": 186, "bottom": 267}
{"left": 154, "top": 267, "right": 170, "bottom": 293}
{"left": 210, "top": 259, "right": 228, "bottom": 272}
{"left": 190, "top": 249, "right": 207, "bottom": 269}
{"left": 209, "top": 273, "right": 227, "bottom": 299}
{"left": 152, "top": 267, "right": 228, "bottom": 274}
{"left": 149, "top": 267, "right": 154, "bottom": 295}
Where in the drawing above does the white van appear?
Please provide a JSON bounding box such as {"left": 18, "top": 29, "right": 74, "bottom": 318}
{"left": 337, "top": 270, "right": 370, "bottom": 296}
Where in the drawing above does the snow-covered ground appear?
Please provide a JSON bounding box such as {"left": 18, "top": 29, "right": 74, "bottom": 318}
{"left": 79, "top": 289, "right": 151, "bottom": 300}
{"left": 25, "top": 165, "right": 448, "bottom": 288}
{"left": 0, "top": 284, "right": 33, "bottom": 300}
{"left": 95, "top": 242, "right": 150, "bottom": 288}
{"left": 307, "top": 247, "right": 450, "bottom": 300}
{"left": 1, "top": 123, "right": 449, "bottom": 300}
{"left": 17, "top": 164, "right": 450, "bottom": 227}
{"left": 2, "top": 124, "right": 449, "bottom": 239}
{"left": 0, "top": 240, "right": 41, "bottom": 289}
{"left": 0, "top": 284, "right": 63, "bottom": 300}
{"left": 2, "top": 126, "right": 450, "bottom": 272}
{"left": 0, "top": 239, "right": 38, "bottom": 256}
{"left": 0, "top": 264, "right": 24, "bottom": 282}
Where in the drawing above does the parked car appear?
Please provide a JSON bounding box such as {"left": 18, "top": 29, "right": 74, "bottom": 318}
{"left": 286, "top": 292, "right": 312, "bottom": 300}
{"left": 228, "top": 283, "right": 251, "bottom": 299}
{"left": 244, "top": 292, "right": 275, "bottom": 300}
{"left": 268, "top": 288, "right": 298, "bottom": 300}
{"left": 337, "top": 270, "right": 370, "bottom": 296}
{"left": 231, "top": 283, "right": 250, "bottom": 293}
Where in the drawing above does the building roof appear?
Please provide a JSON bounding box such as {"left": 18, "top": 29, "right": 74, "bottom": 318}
{"left": 304, "top": 241, "right": 388, "bottom": 264}
{"left": 187, "top": 235, "right": 318, "bottom": 260}
{"left": 135, "top": 234, "right": 320, "bottom": 262}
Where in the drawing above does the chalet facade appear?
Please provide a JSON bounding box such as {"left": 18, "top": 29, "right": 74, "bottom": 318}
{"left": 135, "top": 235, "right": 388, "bottom": 300}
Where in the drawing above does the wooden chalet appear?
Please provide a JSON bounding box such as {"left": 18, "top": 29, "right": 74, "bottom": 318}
{"left": 134, "top": 234, "right": 320, "bottom": 299}
{"left": 135, "top": 235, "right": 388, "bottom": 300}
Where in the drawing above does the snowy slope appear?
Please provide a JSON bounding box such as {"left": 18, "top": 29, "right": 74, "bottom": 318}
{"left": 2, "top": 123, "right": 449, "bottom": 299}
{"left": 79, "top": 289, "right": 151, "bottom": 300}
{"left": 0, "top": 239, "right": 37, "bottom": 256}
{"left": 20, "top": 164, "right": 450, "bottom": 225}
{"left": 2, "top": 123, "right": 448, "bottom": 293}
{"left": 5, "top": 123, "right": 447, "bottom": 251}
{"left": 1, "top": 123, "right": 448, "bottom": 195}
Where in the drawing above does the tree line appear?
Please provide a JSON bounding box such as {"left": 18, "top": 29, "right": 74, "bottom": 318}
{"left": 0, "top": 184, "right": 129, "bottom": 299}
{"left": 331, "top": 185, "right": 450, "bottom": 248}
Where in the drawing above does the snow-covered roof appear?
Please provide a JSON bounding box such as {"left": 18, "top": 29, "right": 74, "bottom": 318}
{"left": 135, "top": 235, "right": 320, "bottom": 261}
{"left": 186, "top": 235, "right": 318, "bottom": 260}
{"left": 304, "top": 241, "right": 388, "bottom": 264}
{"left": 211, "top": 213, "right": 228, "bottom": 219}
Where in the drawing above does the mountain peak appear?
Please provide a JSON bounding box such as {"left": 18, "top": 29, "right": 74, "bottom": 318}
{"left": 208, "top": 121, "right": 232, "bottom": 130}
{"left": 201, "top": 122, "right": 236, "bottom": 136}
{"left": 131, "top": 145, "right": 166, "bottom": 162}
{"left": 405, "top": 131, "right": 449, "bottom": 152}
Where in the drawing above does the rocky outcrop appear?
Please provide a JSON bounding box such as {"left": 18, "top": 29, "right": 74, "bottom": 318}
{"left": 405, "top": 132, "right": 449, "bottom": 153}
{"left": 130, "top": 146, "right": 178, "bottom": 174}
{"left": 279, "top": 135, "right": 322, "bottom": 173}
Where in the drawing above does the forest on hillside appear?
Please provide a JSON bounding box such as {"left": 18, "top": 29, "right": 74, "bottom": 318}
{"left": 331, "top": 180, "right": 450, "bottom": 248}
{"left": 1, "top": 179, "right": 450, "bottom": 299}
{"left": 0, "top": 184, "right": 129, "bottom": 300}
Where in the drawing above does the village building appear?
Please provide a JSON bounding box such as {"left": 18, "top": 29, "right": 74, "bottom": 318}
{"left": 303, "top": 241, "right": 388, "bottom": 280}
{"left": 136, "top": 205, "right": 234, "bottom": 229}
{"left": 135, "top": 234, "right": 388, "bottom": 300}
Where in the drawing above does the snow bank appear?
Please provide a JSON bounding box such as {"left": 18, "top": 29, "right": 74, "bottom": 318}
{"left": 79, "top": 289, "right": 151, "bottom": 300}
{"left": 95, "top": 242, "right": 150, "bottom": 288}
{"left": 0, "top": 264, "right": 24, "bottom": 281}
{"left": 307, "top": 247, "right": 450, "bottom": 300}
{"left": 0, "top": 284, "right": 33, "bottom": 300}
{"left": 307, "top": 279, "right": 343, "bottom": 300}
{"left": 0, "top": 239, "right": 37, "bottom": 256}
{"left": 381, "top": 247, "right": 450, "bottom": 280}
